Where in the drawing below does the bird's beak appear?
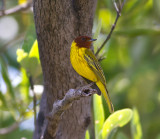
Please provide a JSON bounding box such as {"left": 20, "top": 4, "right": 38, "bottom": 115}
{"left": 89, "top": 38, "right": 97, "bottom": 42}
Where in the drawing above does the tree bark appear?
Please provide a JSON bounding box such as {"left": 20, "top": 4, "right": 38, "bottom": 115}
{"left": 33, "top": 0, "right": 97, "bottom": 139}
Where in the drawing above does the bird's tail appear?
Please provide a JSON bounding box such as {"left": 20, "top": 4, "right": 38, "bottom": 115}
{"left": 96, "top": 81, "right": 114, "bottom": 113}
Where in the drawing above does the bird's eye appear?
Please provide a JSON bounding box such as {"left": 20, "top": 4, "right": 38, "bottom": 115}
{"left": 81, "top": 38, "right": 86, "bottom": 41}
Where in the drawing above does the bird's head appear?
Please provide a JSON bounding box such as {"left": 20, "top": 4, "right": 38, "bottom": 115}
{"left": 74, "top": 36, "right": 97, "bottom": 48}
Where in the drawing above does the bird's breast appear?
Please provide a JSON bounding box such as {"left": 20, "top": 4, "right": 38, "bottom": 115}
{"left": 70, "top": 43, "right": 97, "bottom": 82}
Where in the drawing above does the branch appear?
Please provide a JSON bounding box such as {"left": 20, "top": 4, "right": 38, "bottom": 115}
{"left": 95, "top": 0, "right": 126, "bottom": 56}
{"left": 0, "top": 2, "right": 32, "bottom": 17}
{"left": 41, "top": 83, "right": 97, "bottom": 139}
{"left": 0, "top": 33, "right": 25, "bottom": 54}
{"left": 0, "top": 121, "right": 20, "bottom": 135}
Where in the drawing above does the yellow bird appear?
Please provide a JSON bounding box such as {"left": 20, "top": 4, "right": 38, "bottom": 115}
{"left": 70, "top": 36, "right": 114, "bottom": 113}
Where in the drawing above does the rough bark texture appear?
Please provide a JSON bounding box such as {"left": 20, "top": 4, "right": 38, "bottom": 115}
{"left": 33, "top": 0, "right": 97, "bottom": 139}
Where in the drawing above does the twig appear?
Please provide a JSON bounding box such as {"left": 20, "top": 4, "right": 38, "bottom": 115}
{"left": 29, "top": 76, "right": 37, "bottom": 126}
{"left": 95, "top": 0, "right": 126, "bottom": 56}
{"left": 0, "top": 2, "right": 32, "bottom": 17}
{"left": 0, "top": 121, "right": 20, "bottom": 135}
{"left": 41, "top": 83, "right": 97, "bottom": 139}
{"left": 98, "top": 56, "right": 106, "bottom": 62}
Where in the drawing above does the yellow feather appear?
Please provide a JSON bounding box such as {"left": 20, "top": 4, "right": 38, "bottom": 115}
{"left": 70, "top": 40, "right": 114, "bottom": 113}
{"left": 70, "top": 41, "right": 97, "bottom": 82}
{"left": 96, "top": 81, "right": 114, "bottom": 113}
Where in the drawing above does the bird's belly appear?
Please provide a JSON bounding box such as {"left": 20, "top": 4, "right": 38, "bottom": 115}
{"left": 72, "top": 56, "right": 97, "bottom": 82}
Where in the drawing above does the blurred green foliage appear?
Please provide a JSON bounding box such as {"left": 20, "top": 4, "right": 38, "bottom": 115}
{"left": 0, "top": 0, "right": 160, "bottom": 138}
{"left": 131, "top": 108, "right": 142, "bottom": 139}
{"left": 17, "top": 40, "right": 42, "bottom": 83}
{"left": 91, "top": 93, "right": 133, "bottom": 139}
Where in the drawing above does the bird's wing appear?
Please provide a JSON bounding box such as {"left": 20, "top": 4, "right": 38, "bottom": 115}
{"left": 84, "top": 49, "right": 107, "bottom": 87}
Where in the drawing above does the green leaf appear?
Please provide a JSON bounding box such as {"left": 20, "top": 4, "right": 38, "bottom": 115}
{"left": 17, "top": 49, "right": 30, "bottom": 71}
{"left": 27, "top": 57, "right": 41, "bottom": 77}
{"left": 93, "top": 95, "right": 104, "bottom": 139}
{"left": 116, "top": 132, "right": 129, "bottom": 139}
{"left": 19, "top": 68, "right": 30, "bottom": 103}
{"left": 18, "top": 0, "right": 27, "bottom": 5}
{"left": 131, "top": 108, "right": 143, "bottom": 139}
{"left": 0, "top": 91, "right": 7, "bottom": 108}
{"left": 0, "top": 59, "right": 15, "bottom": 98}
{"left": 22, "top": 23, "right": 36, "bottom": 53}
{"left": 29, "top": 40, "right": 39, "bottom": 61}
{"left": 17, "top": 49, "right": 28, "bottom": 63}
{"left": 85, "top": 130, "right": 90, "bottom": 139}
{"left": 102, "top": 108, "right": 133, "bottom": 139}
{"left": 17, "top": 40, "right": 42, "bottom": 78}
{"left": 115, "top": 28, "right": 160, "bottom": 37}
{"left": 23, "top": 110, "right": 34, "bottom": 119}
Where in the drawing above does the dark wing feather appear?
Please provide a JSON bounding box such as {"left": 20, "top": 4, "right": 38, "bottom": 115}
{"left": 84, "top": 49, "right": 107, "bottom": 87}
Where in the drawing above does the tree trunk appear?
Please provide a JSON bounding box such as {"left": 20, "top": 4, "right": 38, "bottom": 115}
{"left": 33, "top": 0, "right": 97, "bottom": 138}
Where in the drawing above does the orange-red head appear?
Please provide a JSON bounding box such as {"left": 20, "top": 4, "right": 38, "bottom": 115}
{"left": 74, "top": 36, "right": 97, "bottom": 48}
